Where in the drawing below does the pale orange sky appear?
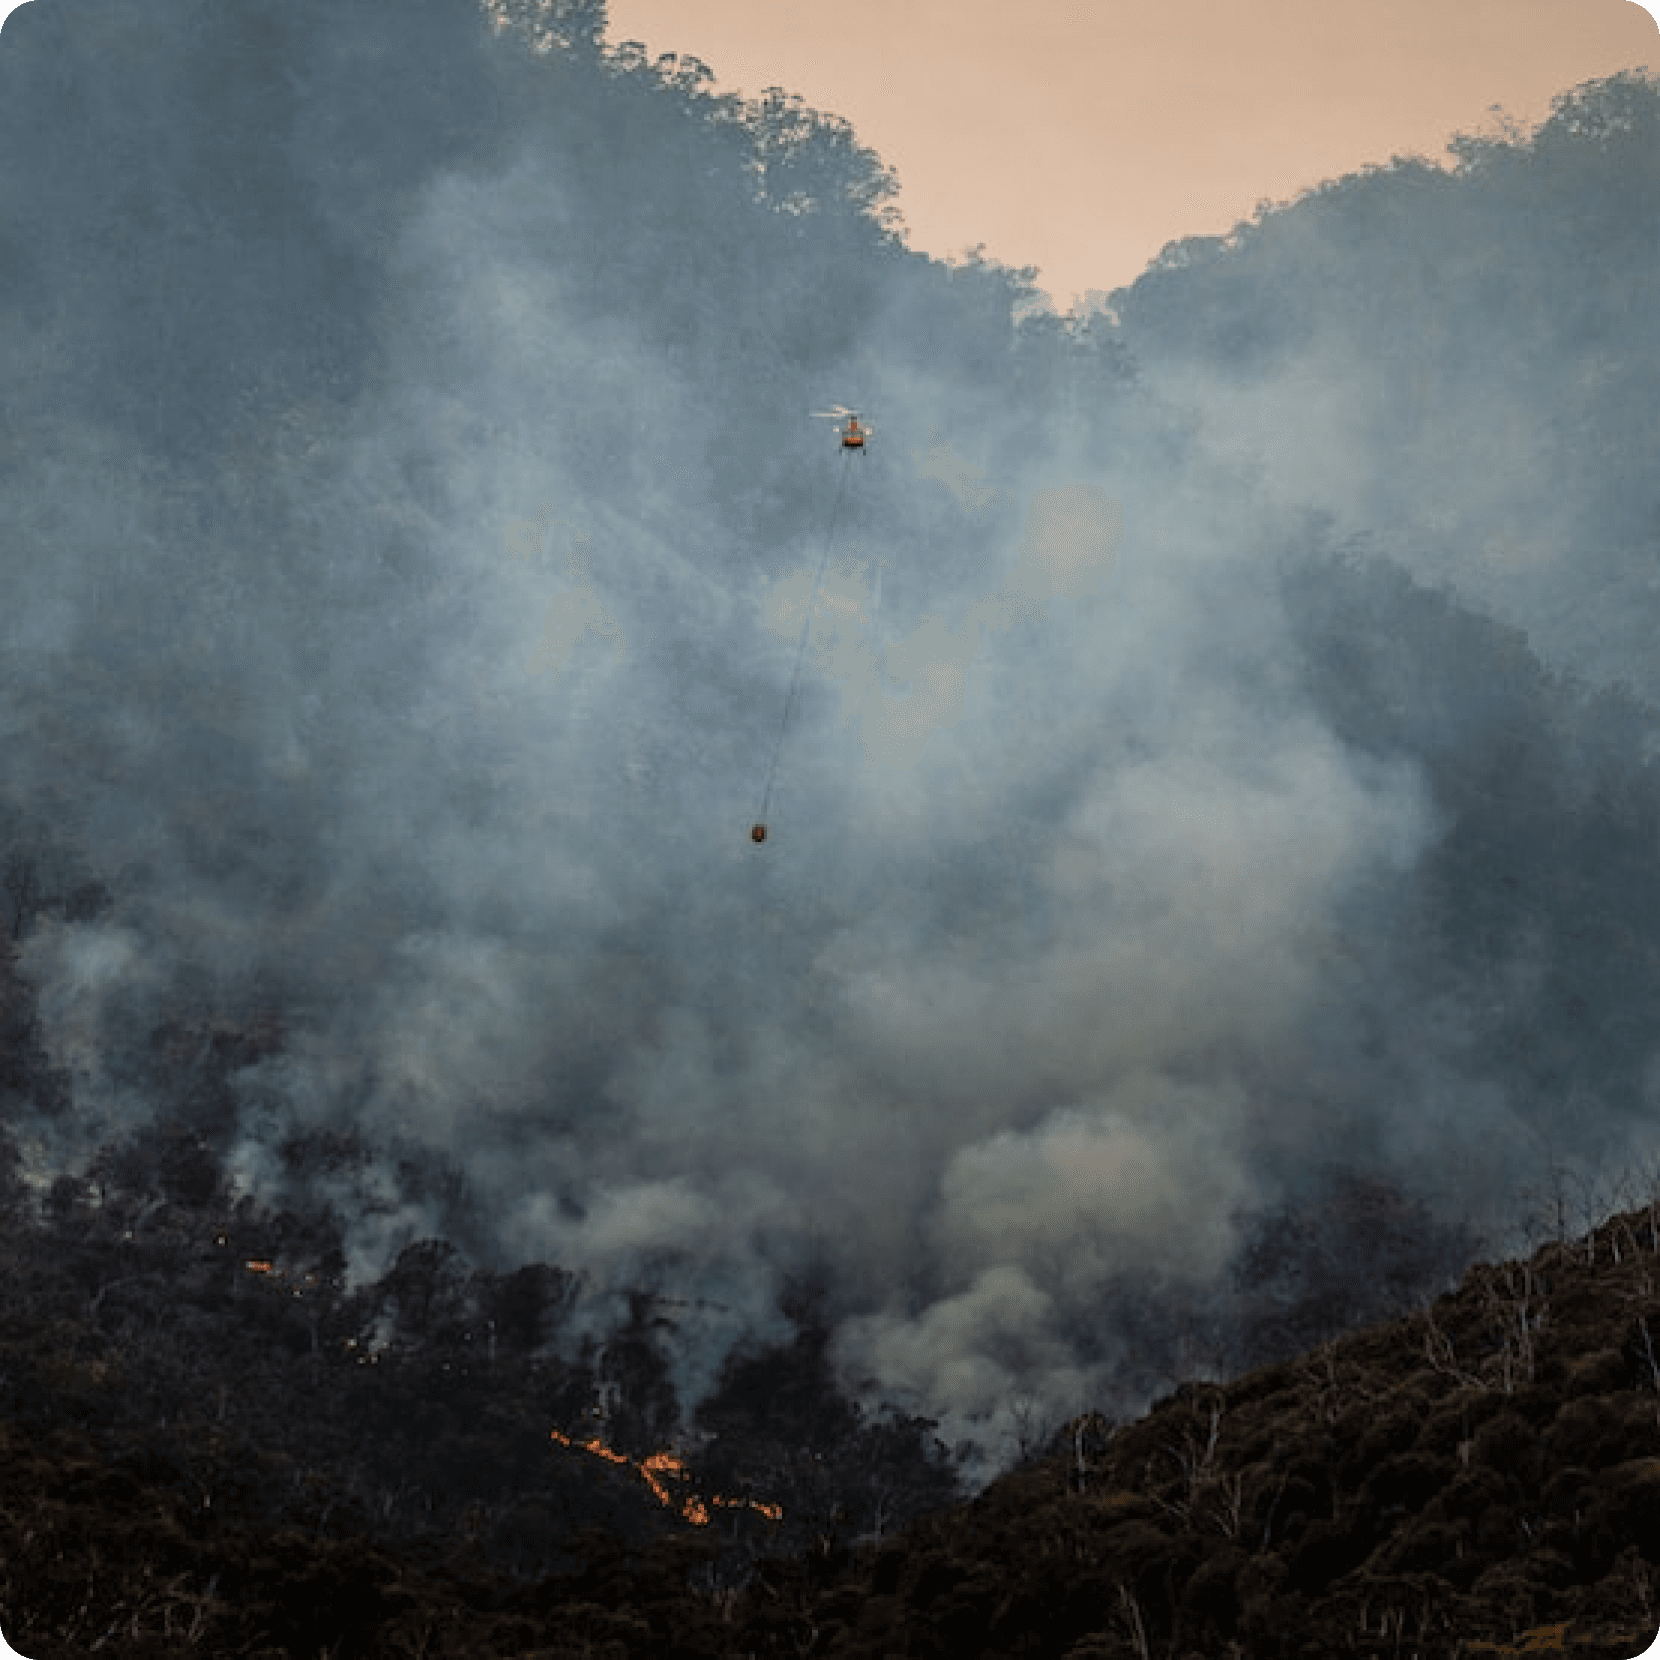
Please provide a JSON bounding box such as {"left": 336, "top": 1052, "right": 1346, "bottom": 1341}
{"left": 605, "top": 0, "right": 1656, "bottom": 308}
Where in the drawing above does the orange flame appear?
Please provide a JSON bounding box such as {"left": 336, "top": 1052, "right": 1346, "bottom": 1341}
{"left": 549, "top": 1428, "right": 782, "bottom": 1527}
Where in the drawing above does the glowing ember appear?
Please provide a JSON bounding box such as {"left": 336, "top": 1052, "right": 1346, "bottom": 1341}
{"left": 549, "top": 1428, "right": 782, "bottom": 1527}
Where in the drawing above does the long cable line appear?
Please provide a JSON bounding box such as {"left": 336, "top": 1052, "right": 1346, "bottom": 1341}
{"left": 753, "top": 450, "right": 855, "bottom": 838}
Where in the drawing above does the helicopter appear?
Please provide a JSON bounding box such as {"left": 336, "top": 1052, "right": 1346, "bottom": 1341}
{"left": 811, "top": 405, "right": 874, "bottom": 453}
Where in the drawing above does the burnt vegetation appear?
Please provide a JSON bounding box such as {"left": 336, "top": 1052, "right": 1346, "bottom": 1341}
{"left": 7, "top": 1044, "right": 1660, "bottom": 1656}
{"left": 2, "top": 894, "right": 1660, "bottom": 1655}
{"left": 0, "top": 924, "right": 968, "bottom": 1651}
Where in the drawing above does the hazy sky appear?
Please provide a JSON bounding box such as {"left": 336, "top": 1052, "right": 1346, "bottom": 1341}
{"left": 606, "top": 0, "right": 1657, "bottom": 305}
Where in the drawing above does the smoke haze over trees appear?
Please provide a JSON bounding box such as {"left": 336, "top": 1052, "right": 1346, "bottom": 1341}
{"left": 2, "top": 0, "right": 1659, "bottom": 1494}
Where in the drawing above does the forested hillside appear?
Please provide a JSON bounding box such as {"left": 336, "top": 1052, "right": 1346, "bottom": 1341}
{"left": 3, "top": 2, "right": 1660, "bottom": 1651}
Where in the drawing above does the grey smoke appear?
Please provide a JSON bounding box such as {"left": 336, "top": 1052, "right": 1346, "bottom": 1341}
{"left": 2, "top": 0, "right": 1657, "bottom": 1485}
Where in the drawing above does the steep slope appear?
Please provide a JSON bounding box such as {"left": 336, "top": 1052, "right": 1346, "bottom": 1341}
{"left": 7, "top": 1182, "right": 1660, "bottom": 1655}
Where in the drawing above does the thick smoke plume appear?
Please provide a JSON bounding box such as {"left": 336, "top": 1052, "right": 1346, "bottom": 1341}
{"left": 3, "top": 0, "right": 1658, "bottom": 1484}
